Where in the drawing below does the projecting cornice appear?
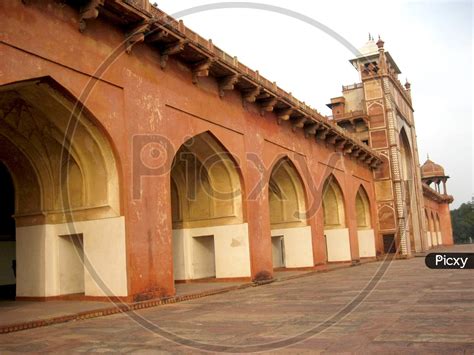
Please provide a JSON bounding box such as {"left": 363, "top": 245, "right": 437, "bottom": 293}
{"left": 422, "top": 183, "right": 453, "bottom": 204}
{"left": 62, "top": 0, "right": 383, "bottom": 168}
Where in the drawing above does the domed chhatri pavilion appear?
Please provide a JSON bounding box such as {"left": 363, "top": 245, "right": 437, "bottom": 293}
{"left": 421, "top": 158, "right": 450, "bottom": 191}
{"left": 420, "top": 158, "right": 453, "bottom": 248}
{"left": 0, "top": 1, "right": 454, "bottom": 302}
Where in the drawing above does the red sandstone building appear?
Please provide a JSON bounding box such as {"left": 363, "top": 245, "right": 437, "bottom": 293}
{"left": 0, "top": 0, "right": 453, "bottom": 302}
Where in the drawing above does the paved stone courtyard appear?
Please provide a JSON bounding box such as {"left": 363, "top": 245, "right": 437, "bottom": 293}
{"left": 0, "top": 244, "right": 472, "bottom": 353}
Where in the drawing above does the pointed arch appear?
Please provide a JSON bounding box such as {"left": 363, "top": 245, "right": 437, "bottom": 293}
{"left": 399, "top": 127, "right": 413, "bottom": 181}
{"left": 378, "top": 204, "right": 396, "bottom": 231}
{"left": 355, "top": 184, "right": 376, "bottom": 258}
{"left": 399, "top": 126, "right": 423, "bottom": 252}
{"left": 170, "top": 131, "right": 243, "bottom": 228}
{"left": 0, "top": 77, "right": 121, "bottom": 223}
{"left": 355, "top": 185, "right": 372, "bottom": 229}
{"left": 267, "top": 156, "right": 313, "bottom": 269}
{"left": 322, "top": 174, "right": 346, "bottom": 229}
{"left": 268, "top": 156, "right": 307, "bottom": 228}
{"left": 0, "top": 76, "right": 126, "bottom": 298}
{"left": 323, "top": 174, "right": 351, "bottom": 262}
{"left": 169, "top": 131, "right": 251, "bottom": 281}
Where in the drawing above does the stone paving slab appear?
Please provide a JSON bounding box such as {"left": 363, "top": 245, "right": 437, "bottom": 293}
{"left": 175, "top": 282, "right": 242, "bottom": 297}
{"left": 0, "top": 300, "right": 111, "bottom": 327}
{"left": 0, "top": 244, "right": 472, "bottom": 352}
{"left": 0, "top": 260, "right": 348, "bottom": 334}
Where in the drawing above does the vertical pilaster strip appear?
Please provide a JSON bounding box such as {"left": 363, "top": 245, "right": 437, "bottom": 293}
{"left": 382, "top": 77, "right": 408, "bottom": 255}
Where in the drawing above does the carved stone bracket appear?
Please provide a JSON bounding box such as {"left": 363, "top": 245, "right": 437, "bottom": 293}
{"left": 256, "top": 91, "right": 271, "bottom": 100}
{"left": 145, "top": 28, "right": 169, "bottom": 43}
{"left": 343, "top": 142, "right": 354, "bottom": 155}
{"left": 79, "top": 0, "right": 104, "bottom": 33}
{"left": 351, "top": 148, "right": 361, "bottom": 158}
{"left": 125, "top": 21, "right": 153, "bottom": 54}
{"left": 218, "top": 74, "right": 240, "bottom": 97}
{"left": 242, "top": 87, "right": 260, "bottom": 103}
{"left": 160, "top": 40, "right": 188, "bottom": 69}
{"left": 358, "top": 151, "right": 368, "bottom": 161}
{"left": 192, "top": 58, "right": 214, "bottom": 84}
{"left": 276, "top": 108, "right": 293, "bottom": 124}
{"left": 316, "top": 127, "right": 329, "bottom": 140}
{"left": 291, "top": 117, "right": 306, "bottom": 132}
{"left": 259, "top": 97, "right": 277, "bottom": 116}
{"left": 304, "top": 122, "right": 319, "bottom": 137}
{"left": 365, "top": 156, "right": 374, "bottom": 165}
{"left": 326, "top": 133, "right": 338, "bottom": 145}
{"left": 335, "top": 139, "right": 348, "bottom": 151}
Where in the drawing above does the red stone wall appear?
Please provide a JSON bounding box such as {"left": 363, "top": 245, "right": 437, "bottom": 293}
{"left": 1, "top": 0, "right": 378, "bottom": 300}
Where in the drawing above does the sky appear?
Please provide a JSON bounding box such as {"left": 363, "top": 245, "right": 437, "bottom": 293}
{"left": 157, "top": 0, "right": 473, "bottom": 209}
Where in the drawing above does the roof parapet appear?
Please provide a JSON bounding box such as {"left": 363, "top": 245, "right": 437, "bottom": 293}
{"left": 73, "top": 0, "right": 383, "bottom": 168}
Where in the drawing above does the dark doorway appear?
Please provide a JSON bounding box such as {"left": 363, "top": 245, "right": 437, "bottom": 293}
{"left": 0, "top": 163, "right": 16, "bottom": 300}
{"left": 383, "top": 234, "right": 396, "bottom": 254}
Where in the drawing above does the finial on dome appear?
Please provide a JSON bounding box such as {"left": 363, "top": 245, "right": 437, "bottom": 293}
{"left": 427, "top": 153, "right": 430, "bottom": 160}
{"left": 376, "top": 35, "right": 384, "bottom": 49}
{"left": 405, "top": 79, "right": 411, "bottom": 89}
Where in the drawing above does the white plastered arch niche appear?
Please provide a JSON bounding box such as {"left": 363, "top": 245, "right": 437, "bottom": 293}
{"left": 268, "top": 158, "right": 313, "bottom": 269}
{"left": 170, "top": 131, "right": 250, "bottom": 281}
{"left": 322, "top": 176, "right": 351, "bottom": 262}
{"left": 0, "top": 77, "right": 126, "bottom": 298}
{"left": 355, "top": 186, "right": 376, "bottom": 258}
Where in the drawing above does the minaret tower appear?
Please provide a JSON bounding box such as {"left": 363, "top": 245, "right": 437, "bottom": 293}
{"left": 347, "top": 37, "right": 426, "bottom": 256}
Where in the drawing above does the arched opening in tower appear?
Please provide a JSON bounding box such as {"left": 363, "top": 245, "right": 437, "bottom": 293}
{"left": 399, "top": 128, "right": 422, "bottom": 252}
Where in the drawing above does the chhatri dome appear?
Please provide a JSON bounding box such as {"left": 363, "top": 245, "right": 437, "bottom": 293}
{"left": 356, "top": 34, "right": 379, "bottom": 57}
{"left": 421, "top": 157, "right": 451, "bottom": 197}
{"left": 421, "top": 158, "right": 446, "bottom": 179}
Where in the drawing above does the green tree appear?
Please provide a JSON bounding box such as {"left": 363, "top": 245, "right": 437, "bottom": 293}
{"left": 450, "top": 202, "right": 474, "bottom": 244}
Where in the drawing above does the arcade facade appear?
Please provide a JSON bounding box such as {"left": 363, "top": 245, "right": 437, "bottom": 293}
{"left": 0, "top": 0, "right": 453, "bottom": 302}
